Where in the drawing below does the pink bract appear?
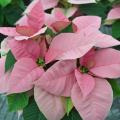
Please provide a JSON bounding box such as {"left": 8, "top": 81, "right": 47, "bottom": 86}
{"left": 107, "top": 6, "right": 120, "bottom": 20}
{"left": 0, "top": 0, "right": 45, "bottom": 40}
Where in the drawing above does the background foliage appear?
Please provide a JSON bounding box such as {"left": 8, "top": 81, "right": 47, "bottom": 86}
{"left": 0, "top": 0, "right": 120, "bottom": 120}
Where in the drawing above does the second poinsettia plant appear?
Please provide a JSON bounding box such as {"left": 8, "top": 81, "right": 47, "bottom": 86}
{"left": 0, "top": 0, "right": 120, "bottom": 120}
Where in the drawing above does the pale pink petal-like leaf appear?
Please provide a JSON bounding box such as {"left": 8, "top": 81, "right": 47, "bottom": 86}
{"left": 16, "top": 26, "right": 37, "bottom": 37}
{"left": 91, "top": 31, "right": 120, "bottom": 48}
{"left": 0, "top": 58, "right": 10, "bottom": 93}
{"left": 0, "top": 27, "right": 19, "bottom": 36}
{"left": 107, "top": 6, "right": 120, "bottom": 20}
{"left": 71, "top": 78, "right": 113, "bottom": 120}
{"left": 75, "top": 69, "right": 95, "bottom": 97}
{"left": 34, "top": 87, "right": 65, "bottom": 120}
{"left": 24, "top": 0, "right": 45, "bottom": 30}
{"left": 8, "top": 58, "right": 38, "bottom": 94}
{"left": 45, "top": 33, "right": 95, "bottom": 63}
{"left": 41, "top": 0, "right": 59, "bottom": 10}
{"left": 15, "top": 15, "right": 29, "bottom": 26}
{"left": 51, "top": 21, "right": 71, "bottom": 32}
{"left": 52, "top": 8, "right": 69, "bottom": 22}
{"left": 45, "top": 8, "right": 68, "bottom": 27}
{"left": 73, "top": 16, "right": 101, "bottom": 33}
{"left": 8, "top": 39, "right": 40, "bottom": 60}
{"left": 39, "top": 39, "right": 47, "bottom": 58}
{"left": 9, "top": 67, "right": 44, "bottom": 94}
{"left": 35, "top": 60, "right": 76, "bottom": 96}
{"left": 15, "top": 27, "right": 47, "bottom": 40}
{"left": 68, "top": 0, "right": 96, "bottom": 4}
{"left": 90, "top": 48, "right": 120, "bottom": 78}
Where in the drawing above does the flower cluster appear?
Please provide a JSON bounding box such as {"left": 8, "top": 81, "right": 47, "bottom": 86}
{"left": 0, "top": 0, "right": 120, "bottom": 120}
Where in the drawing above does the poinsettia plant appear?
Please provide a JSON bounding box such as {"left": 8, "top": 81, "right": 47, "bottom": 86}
{"left": 0, "top": 0, "right": 120, "bottom": 120}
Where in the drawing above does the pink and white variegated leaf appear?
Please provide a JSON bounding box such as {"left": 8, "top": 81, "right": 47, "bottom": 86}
{"left": 8, "top": 39, "right": 40, "bottom": 60}
{"left": 8, "top": 58, "right": 38, "bottom": 94}
{"left": 45, "top": 33, "right": 95, "bottom": 63}
{"left": 34, "top": 87, "right": 65, "bottom": 120}
{"left": 71, "top": 78, "right": 113, "bottom": 120}
{"left": 107, "top": 6, "right": 120, "bottom": 20}
{"left": 24, "top": 0, "right": 45, "bottom": 30}
{"left": 35, "top": 60, "right": 76, "bottom": 97}
{"left": 90, "top": 48, "right": 120, "bottom": 78}
{"left": 75, "top": 69, "right": 95, "bottom": 98}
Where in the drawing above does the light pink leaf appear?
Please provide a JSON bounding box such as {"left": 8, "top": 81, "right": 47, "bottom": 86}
{"left": 0, "top": 27, "right": 19, "bottom": 36}
{"left": 39, "top": 39, "right": 47, "bottom": 58}
{"left": 15, "top": 15, "right": 29, "bottom": 26}
{"left": 71, "top": 78, "right": 113, "bottom": 120}
{"left": 45, "top": 8, "right": 68, "bottom": 27}
{"left": 52, "top": 8, "right": 69, "bottom": 22}
{"left": 107, "top": 6, "right": 120, "bottom": 20}
{"left": 90, "top": 48, "right": 120, "bottom": 78}
{"left": 34, "top": 87, "right": 65, "bottom": 120}
{"left": 24, "top": 0, "right": 45, "bottom": 30}
{"left": 15, "top": 27, "right": 47, "bottom": 40}
{"left": 8, "top": 39, "right": 40, "bottom": 60}
{"left": 35, "top": 60, "right": 76, "bottom": 96}
{"left": 41, "top": 0, "right": 59, "bottom": 10}
{"left": 0, "top": 58, "right": 10, "bottom": 93}
{"left": 45, "top": 33, "right": 95, "bottom": 63}
{"left": 51, "top": 21, "right": 71, "bottom": 32}
{"left": 68, "top": 0, "right": 96, "bottom": 4}
{"left": 16, "top": 26, "right": 37, "bottom": 36}
{"left": 8, "top": 58, "right": 38, "bottom": 94}
{"left": 9, "top": 67, "right": 44, "bottom": 94}
{"left": 91, "top": 31, "right": 120, "bottom": 48}
{"left": 73, "top": 16, "right": 101, "bottom": 33}
{"left": 75, "top": 69, "right": 95, "bottom": 97}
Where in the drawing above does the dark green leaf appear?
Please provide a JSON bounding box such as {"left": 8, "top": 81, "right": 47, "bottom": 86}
{"left": 59, "top": 23, "right": 73, "bottom": 34}
{"left": 23, "top": 98, "right": 47, "bottom": 120}
{"left": 7, "top": 93, "right": 29, "bottom": 112}
{"left": 23, "top": 97, "right": 82, "bottom": 120}
{"left": 5, "top": 50, "right": 16, "bottom": 72}
{"left": 4, "top": 5, "right": 23, "bottom": 25}
{"left": 108, "top": 80, "right": 120, "bottom": 97}
{"left": 79, "top": 3, "right": 108, "bottom": 19}
{"left": 0, "top": 7, "right": 4, "bottom": 26}
{"left": 62, "top": 108, "right": 82, "bottom": 120}
{"left": 112, "top": 20, "right": 120, "bottom": 39}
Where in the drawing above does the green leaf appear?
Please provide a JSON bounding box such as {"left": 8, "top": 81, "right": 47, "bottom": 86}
{"left": 23, "top": 98, "right": 47, "bottom": 120}
{"left": 108, "top": 80, "right": 120, "bottom": 97}
{"left": 62, "top": 108, "right": 82, "bottom": 120}
{"left": 45, "top": 28, "right": 56, "bottom": 37}
{"left": 7, "top": 93, "right": 29, "bottom": 112}
{"left": 100, "top": 26, "right": 112, "bottom": 35}
{"left": 112, "top": 20, "right": 120, "bottom": 39}
{"left": 5, "top": 50, "right": 16, "bottom": 72}
{"left": 23, "top": 97, "right": 82, "bottom": 120}
{"left": 0, "top": 0, "right": 12, "bottom": 7}
{"left": 59, "top": 23, "right": 73, "bottom": 34}
{"left": 65, "top": 97, "right": 73, "bottom": 116}
{"left": 4, "top": 4, "right": 23, "bottom": 25}
{"left": 79, "top": 3, "right": 108, "bottom": 19}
